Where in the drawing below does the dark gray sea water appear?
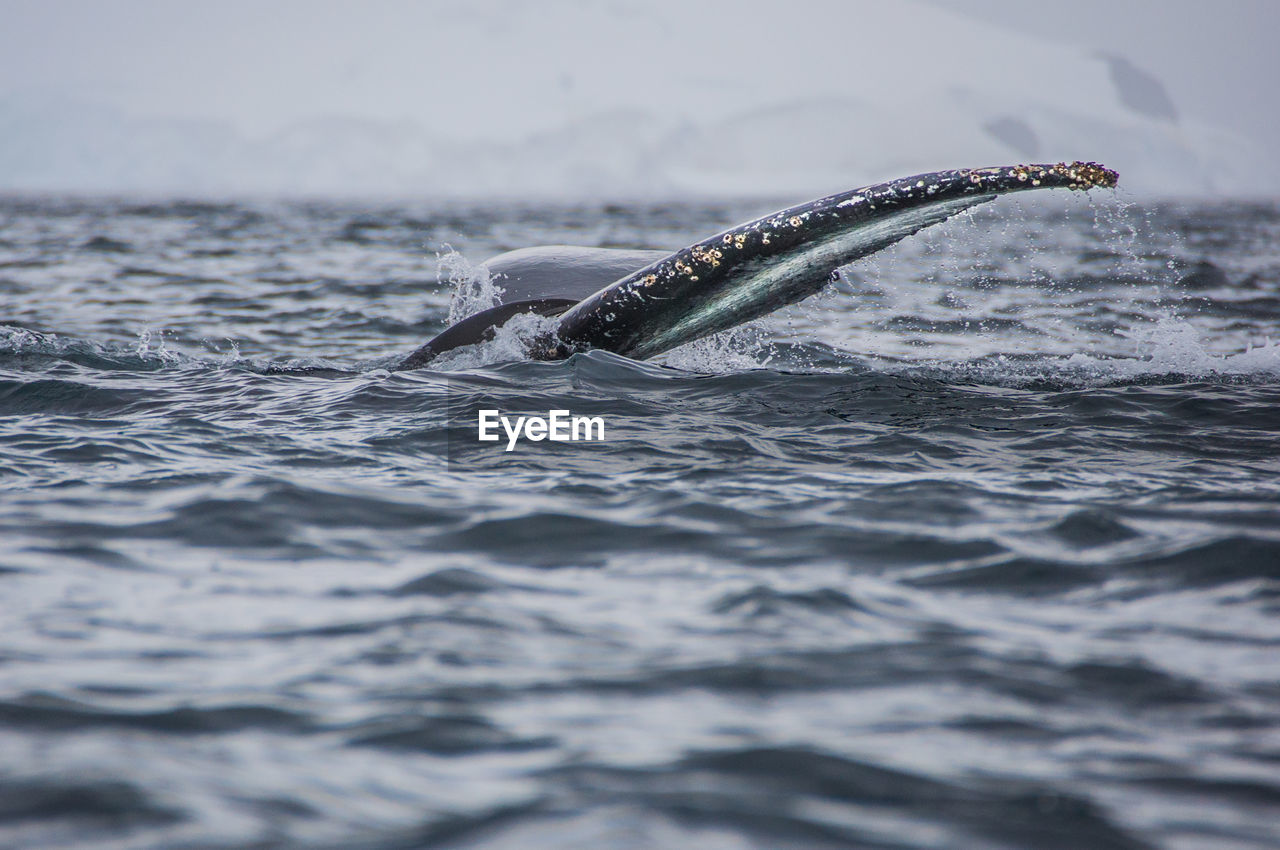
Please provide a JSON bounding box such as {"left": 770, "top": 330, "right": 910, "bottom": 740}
{"left": 2, "top": 193, "right": 1279, "bottom": 849}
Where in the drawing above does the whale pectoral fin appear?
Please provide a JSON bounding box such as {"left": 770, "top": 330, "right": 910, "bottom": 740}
{"left": 397, "top": 298, "right": 577, "bottom": 370}
{"left": 551, "top": 162, "right": 1118, "bottom": 360}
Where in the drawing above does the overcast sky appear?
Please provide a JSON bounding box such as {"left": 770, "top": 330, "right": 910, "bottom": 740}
{"left": 3, "top": 0, "right": 1275, "bottom": 142}
{"left": 1, "top": 0, "right": 1276, "bottom": 196}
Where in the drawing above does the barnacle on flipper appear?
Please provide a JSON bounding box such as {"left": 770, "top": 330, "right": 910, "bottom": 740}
{"left": 967, "top": 160, "right": 1117, "bottom": 192}
{"left": 1057, "top": 160, "right": 1119, "bottom": 190}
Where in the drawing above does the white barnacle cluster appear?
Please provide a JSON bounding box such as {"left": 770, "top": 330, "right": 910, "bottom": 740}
{"left": 718, "top": 230, "right": 749, "bottom": 253}
{"left": 691, "top": 245, "right": 724, "bottom": 269}
{"left": 1003, "top": 161, "right": 1117, "bottom": 190}
{"left": 1007, "top": 163, "right": 1047, "bottom": 187}
{"left": 1053, "top": 161, "right": 1118, "bottom": 190}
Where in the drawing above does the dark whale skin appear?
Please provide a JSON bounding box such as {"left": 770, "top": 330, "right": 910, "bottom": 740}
{"left": 399, "top": 162, "right": 1116, "bottom": 368}
{"left": 544, "top": 162, "right": 1116, "bottom": 361}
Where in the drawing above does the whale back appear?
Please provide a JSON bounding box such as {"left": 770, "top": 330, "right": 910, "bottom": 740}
{"left": 397, "top": 246, "right": 666, "bottom": 368}
{"left": 485, "top": 246, "right": 669, "bottom": 306}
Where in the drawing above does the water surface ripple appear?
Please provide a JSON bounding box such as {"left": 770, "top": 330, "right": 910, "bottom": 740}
{"left": 1, "top": 196, "right": 1278, "bottom": 849}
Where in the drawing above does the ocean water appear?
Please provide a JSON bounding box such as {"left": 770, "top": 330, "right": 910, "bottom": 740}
{"left": 1, "top": 192, "right": 1279, "bottom": 849}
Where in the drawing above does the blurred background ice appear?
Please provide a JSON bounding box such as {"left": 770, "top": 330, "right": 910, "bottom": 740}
{"left": 1, "top": 0, "right": 1276, "bottom": 198}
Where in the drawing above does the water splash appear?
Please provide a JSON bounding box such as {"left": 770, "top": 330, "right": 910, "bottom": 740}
{"left": 1, "top": 325, "right": 61, "bottom": 354}
{"left": 441, "top": 247, "right": 504, "bottom": 326}
{"left": 660, "top": 324, "right": 772, "bottom": 373}
{"left": 1117, "top": 316, "right": 1280, "bottom": 377}
{"left": 887, "top": 318, "right": 1280, "bottom": 388}
{"left": 133, "top": 328, "right": 184, "bottom": 366}
{"left": 430, "top": 311, "right": 561, "bottom": 371}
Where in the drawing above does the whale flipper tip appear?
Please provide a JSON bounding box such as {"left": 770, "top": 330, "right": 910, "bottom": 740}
{"left": 1057, "top": 160, "right": 1119, "bottom": 189}
{"left": 976, "top": 161, "right": 1118, "bottom": 191}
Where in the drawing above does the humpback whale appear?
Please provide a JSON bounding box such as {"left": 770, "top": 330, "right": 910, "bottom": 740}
{"left": 398, "top": 162, "right": 1117, "bottom": 370}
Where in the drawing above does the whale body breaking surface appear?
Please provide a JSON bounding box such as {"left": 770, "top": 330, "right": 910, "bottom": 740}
{"left": 398, "top": 161, "right": 1118, "bottom": 370}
